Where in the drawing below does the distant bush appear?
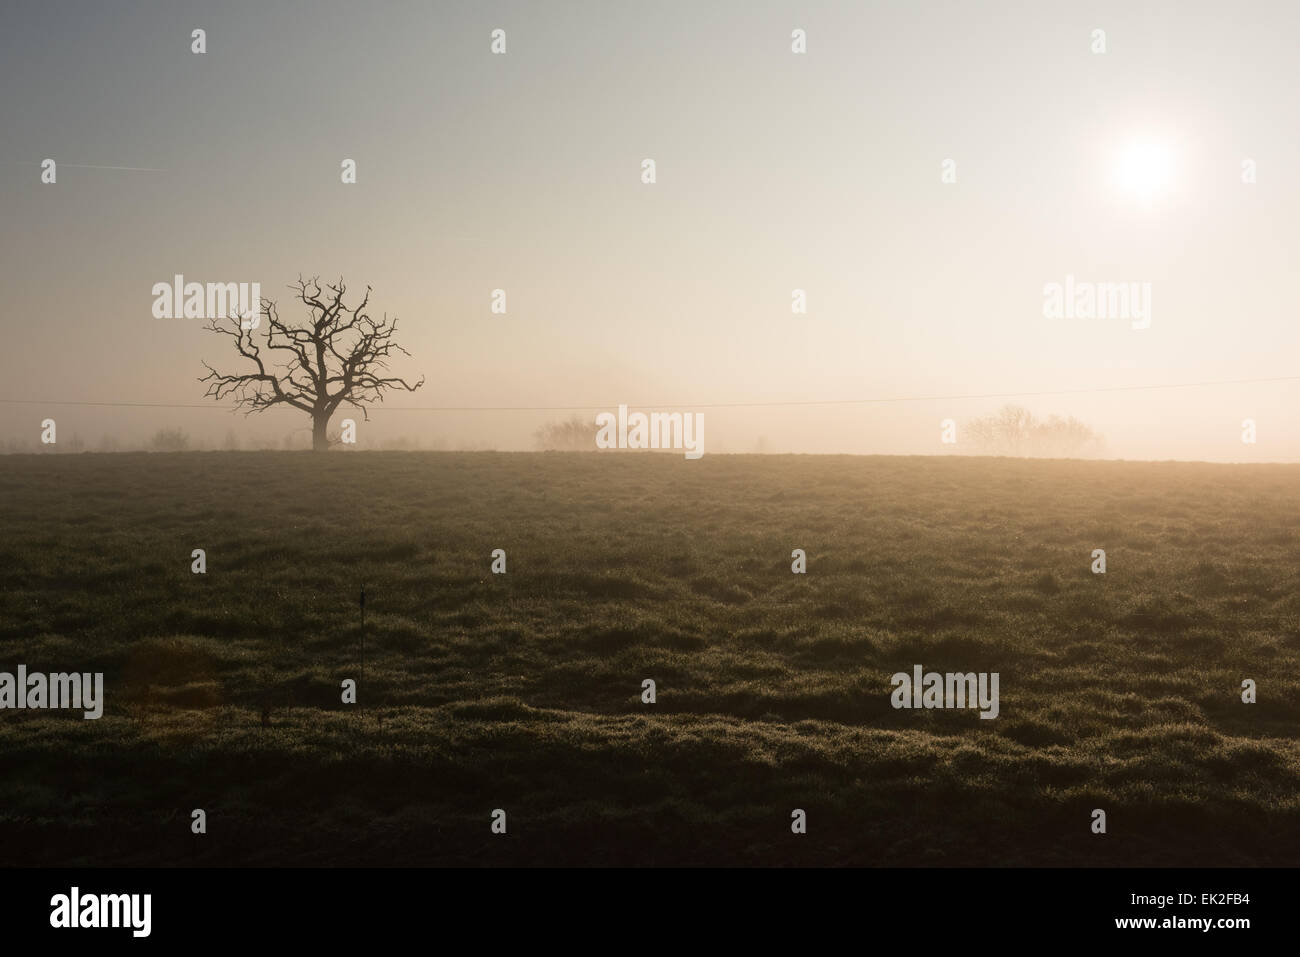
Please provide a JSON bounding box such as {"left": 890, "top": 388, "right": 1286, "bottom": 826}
{"left": 965, "top": 404, "right": 1103, "bottom": 457}
{"left": 534, "top": 415, "right": 597, "bottom": 451}
{"left": 149, "top": 428, "right": 190, "bottom": 452}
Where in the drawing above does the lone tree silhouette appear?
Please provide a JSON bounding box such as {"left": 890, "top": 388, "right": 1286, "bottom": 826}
{"left": 200, "top": 277, "right": 424, "bottom": 451}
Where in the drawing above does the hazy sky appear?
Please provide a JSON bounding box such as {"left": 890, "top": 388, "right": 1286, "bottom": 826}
{"left": 2, "top": 0, "right": 1297, "bottom": 459}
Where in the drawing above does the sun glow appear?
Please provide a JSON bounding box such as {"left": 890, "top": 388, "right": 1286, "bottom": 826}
{"left": 1114, "top": 140, "right": 1174, "bottom": 203}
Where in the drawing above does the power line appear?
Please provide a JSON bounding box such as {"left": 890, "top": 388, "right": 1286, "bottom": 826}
{"left": 13, "top": 161, "right": 167, "bottom": 172}
{"left": 0, "top": 399, "right": 218, "bottom": 410}
{"left": 0, "top": 374, "right": 1296, "bottom": 413}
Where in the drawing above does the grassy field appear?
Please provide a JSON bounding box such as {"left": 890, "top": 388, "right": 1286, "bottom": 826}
{"left": 0, "top": 450, "right": 1298, "bottom": 866}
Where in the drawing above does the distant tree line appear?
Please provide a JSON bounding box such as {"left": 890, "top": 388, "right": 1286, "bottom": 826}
{"left": 534, "top": 415, "right": 598, "bottom": 451}
{"left": 964, "top": 404, "right": 1104, "bottom": 457}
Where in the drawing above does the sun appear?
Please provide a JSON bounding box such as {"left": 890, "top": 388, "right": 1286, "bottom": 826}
{"left": 1114, "top": 140, "right": 1174, "bottom": 203}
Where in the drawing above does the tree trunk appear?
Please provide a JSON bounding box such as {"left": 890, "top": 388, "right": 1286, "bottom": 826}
{"left": 311, "top": 413, "right": 330, "bottom": 452}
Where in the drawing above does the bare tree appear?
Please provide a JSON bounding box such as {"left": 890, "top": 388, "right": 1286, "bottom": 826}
{"left": 534, "top": 415, "right": 598, "bottom": 451}
{"left": 1033, "top": 414, "right": 1102, "bottom": 457}
{"left": 965, "top": 404, "right": 1103, "bottom": 457}
{"left": 149, "top": 428, "right": 190, "bottom": 452}
{"left": 200, "top": 277, "right": 425, "bottom": 451}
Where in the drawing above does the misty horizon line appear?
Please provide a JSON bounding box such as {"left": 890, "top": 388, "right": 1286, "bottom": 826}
{"left": 3, "top": 447, "right": 1297, "bottom": 467}
{"left": 2, "top": 370, "right": 1298, "bottom": 412}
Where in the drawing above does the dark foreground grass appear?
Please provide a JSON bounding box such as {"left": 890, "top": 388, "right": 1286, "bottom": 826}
{"left": 0, "top": 451, "right": 1298, "bottom": 866}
